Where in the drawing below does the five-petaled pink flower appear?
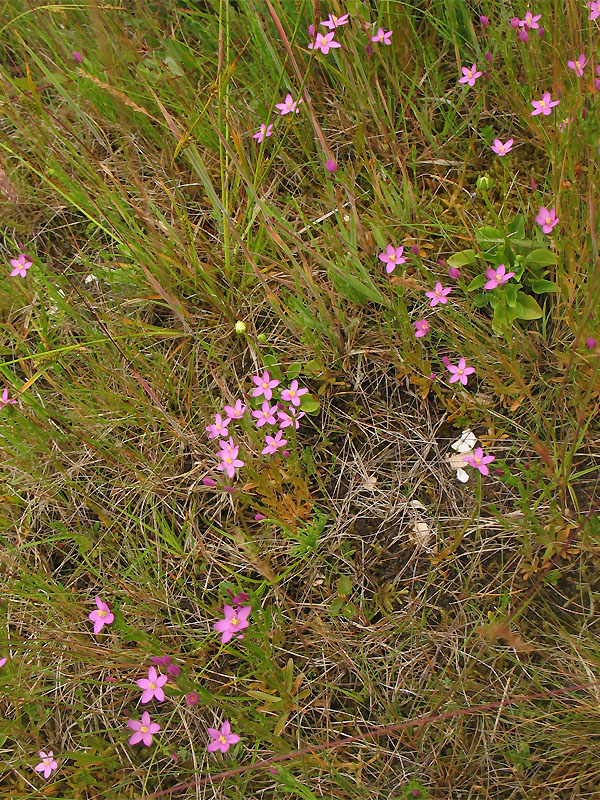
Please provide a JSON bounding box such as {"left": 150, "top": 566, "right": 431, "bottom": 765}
{"left": 9, "top": 253, "right": 32, "bottom": 277}
{"left": 536, "top": 206, "right": 559, "bottom": 234}
{"left": 590, "top": 1, "right": 600, "bottom": 20}
{"left": 519, "top": 10, "right": 541, "bottom": 28}
{"left": 216, "top": 446, "right": 244, "bottom": 478}
{"left": 88, "top": 596, "right": 114, "bottom": 634}
{"left": 251, "top": 370, "right": 280, "bottom": 400}
{"left": 531, "top": 92, "right": 559, "bottom": 116}
{"left": 277, "top": 406, "right": 305, "bottom": 429}
{"left": 275, "top": 94, "right": 303, "bottom": 115}
{"left": 207, "top": 720, "right": 241, "bottom": 753}
{"left": 136, "top": 666, "right": 168, "bottom": 704}
{"left": 280, "top": 379, "right": 308, "bottom": 407}
{"left": 425, "top": 281, "right": 452, "bottom": 307}
{"left": 34, "top": 751, "right": 57, "bottom": 779}
{"left": 447, "top": 357, "right": 475, "bottom": 386}
{"left": 253, "top": 123, "right": 273, "bottom": 143}
{"left": 458, "top": 63, "right": 482, "bottom": 87}
{"left": 127, "top": 711, "right": 160, "bottom": 746}
{"left": 378, "top": 244, "right": 406, "bottom": 274}
{"left": 262, "top": 430, "right": 288, "bottom": 455}
{"left": 206, "top": 413, "right": 230, "bottom": 440}
{"left": 251, "top": 401, "right": 278, "bottom": 427}
{"left": 308, "top": 31, "right": 342, "bottom": 54}
{"left": 0, "top": 388, "right": 17, "bottom": 408}
{"left": 484, "top": 263, "right": 515, "bottom": 290}
{"left": 213, "top": 604, "right": 251, "bottom": 643}
{"left": 414, "top": 319, "right": 430, "bottom": 338}
{"left": 321, "top": 13, "right": 349, "bottom": 29}
{"left": 371, "top": 27, "right": 393, "bottom": 44}
{"left": 463, "top": 447, "right": 496, "bottom": 475}
{"left": 224, "top": 399, "right": 246, "bottom": 420}
{"left": 491, "top": 138, "right": 513, "bottom": 156}
{"left": 567, "top": 54, "right": 587, "bottom": 77}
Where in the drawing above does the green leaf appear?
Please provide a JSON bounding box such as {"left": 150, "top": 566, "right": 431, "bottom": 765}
{"left": 300, "top": 394, "right": 320, "bottom": 414}
{"left": 447, "top": 249, "right": 477, "bottom": 268}
{"left": 530, "top": 279, "right": 558, "bottom": 293}
{"left": 467, "top": 274, "right": 486, "bottom": 291}
{"left": 337, "top": 575, "right": 353, "bottom": 597}
{"left": 507, "top": 213, "right": 525, "bottom": 239}
{"left": 525, "top": 248, "right": 557, "bottom": 267}
{"left": 285, "top": 362, "right": 302, "bottom": 380}
{"left": 515, "top": 292, "right": 543, "bottom": 320}
{"left": 471, "top": 292, "right": 488, "bottom": 309}
{"left": 505, "top": 284, "right": 519, "bottom": 308}
{"left": 476, "top": 226, "right": 504, "bottom": 245}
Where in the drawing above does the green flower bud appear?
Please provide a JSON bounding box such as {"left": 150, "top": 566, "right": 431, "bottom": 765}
{"left": 256, "top": 333, "right": 267, "bottom": 343}
{"left": 234, "top": 321, "right": 246, "bottom": 334}
{"left": 476, "top": 173, "right": 493, "bottom": 191}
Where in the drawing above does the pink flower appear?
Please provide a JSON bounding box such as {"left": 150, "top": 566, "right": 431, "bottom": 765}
{"left": 321, "top": 13, "right": 349, "bottom": 29}
{"left": 251, "top": 400, "right": 278, "bottom": 427}
{"left": 463, "top": 447, "right": 496, "bottom": 476}
{"left": 448, "top": 265, "right": 461, "bottom": 280}
{"left": 0, "top": 657, "right": 7, "bottom": 669}
{"left": 371, "top": 27, "right": 393, "bottom": 44}
{"left": 558, "top": 116, "right": 573, "bottom": 133}
{"left": 586, "top": 336, "right": 597, "bottom": 350}
{"left": 136, "top": 666, "right": 168, "bottom": 703}
{"left": 425, "top": 281, "right": 452, "bottom": 307}
{"left": 34, "top": 751, "right": 57, "bottom": 779}
{"left": 205, "top": 413, "right": 230, "bottom": 439}
{"left": 151, "top": 655, "right": 172, "bottom": 668}
{"left": 325, "top": 159, "right": 338, "bottom": 173}
{"left": 127, "top": 711, "right": 160, "bottom": 746}
{"left": 531, "top": 92, "right": 559, "bottom": 116}
{"left": 262, "top": 430, "right": 288, "bottom": 455}
{"left": 275, "top": 93, "right": 303, "bottom": 115}
{"left": 253, "top": 123, "right": 273, "bottom": 143}
{"left": 414, "top": 319, "right": 430, "bottom": 338}
{"left": 519, "top": 10, "right": 541, "bottom": 28}
{"left": 484, "top": 263, "right": 515, "bottom": 290}
{"left": 0, "top": 388, "right": 17, "bottom": 408}
{"left": 447, "top": 357, "right": 475, "bottom": 386}
{"left": 491, "top": 137, "right": 513, "bottom": 156}
{"left": 277, "top": 406, "right": 305, "bottom": 429}
{"left": 224, "top": 399, "right": 246, "bottom": 420}
{"left": 217, "top": 436, "right": 237, "bottom": 456}
{"left": 280, "top": 379, "right": 308, "bottom": 407}
{"left": 213, "top": 604, "right": 251, "bottom": 643}
{"left": 72, "top": 51, "right": 83, "bottom": 63}
{"left": 9, "top": 253, "right": 32, "bottom": 277}
{"left": 207, "top": 720, "right": 241, "bottom": 753}
{"left": 536, "top": 206, "right": 559, "bottom": 234}
{"left": 458, "top": 63, "right": 482, "bottom": 87}
{"left": 567, "top": 54, "right": 587, "bottom": 77}
{"left": 589, "top": 0, "right": 600, "bottom": 20}
{"left": 88, "top": 596, "right": 114, "bottom": 634}
{"left": 480, "top": 14, "right": 489, "bottom": 26}
{"left": 308, "top": 31, "right": 342, "bottom": 54}
{"left": 216, "top": 448, "right": 244, "bottom": 479}
{"left": 251, "top": 370, "right": 279, "bottom": 400}
{"left": 378, "top": 244, "right": 406, "bottom": 274}
{"left": 166, "top": 663, "right": 181, "bottom": 678}
{"left": 186, "top": 692, "right": 200, "bottom": 706}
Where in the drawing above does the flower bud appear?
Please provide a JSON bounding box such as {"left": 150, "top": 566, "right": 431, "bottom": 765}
{"left": 518, "top": 29, "right": 529, "bottom": 42}
{"left": 257, "top": 333, "right": 267, "bottom": 343}
{"left": 234, "top": 320, "right": 246, "bottom": 334}
{"left": 325, "top": 159, "right": 338, "bottom": 174}
{"left": 510, "top": 17, "right": 520, "bottom": 28}
{"left": 538, "top": 26, "right": 545, "bottom": 38}
{"left": 480, "top": 15, "right": 489, "bottom": 26}
{"left": 586, "top": 337, "right": 597, "bottom": 350}
{"left": 485, "top": 50, "right": 492, "bottom": 63}
{"left": 476, "top": 173, "right": 492, "bottom": 191}
{"left": 448, "top": 266, "right": 461, "bottom": 280}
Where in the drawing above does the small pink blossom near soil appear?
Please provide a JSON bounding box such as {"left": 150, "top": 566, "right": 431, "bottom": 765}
{"left": 414, "top": 319, "right": 430, "bottom": 338}
{"left": 137, "top": 666, "right": 168, "bottom": 703}
{"left": 262, "top": 430, "right": 288, "bottom": 455}
{"left": 378, "top": 244, "right": 406, "bottom": 274}
{"left": 567, "top": 54, "right": 587, "bottom": 76}
{"left": 491, "top": 138, "right": 513, "bottom": 156}
{"left": 251, "top": 370, "right": 279, "bottom": 400}
{"left": 0, "top": 388, "right": 17, "bottom": 408}
{"left": 202, "top": 477, "right": 217, "bottom": 487}
{"left": 205, "top": 413, "right": 230, "bottom": 439}
{"left": 425, "top": 281, "right": 452, "bottom": 307}
{"left": 186, "top": 692, "right": 200, "bottom": 706}
{"left": 34, "top": 751, "right": 57, "bottom": 779}
{"left": 321, "top": 13, "right": 349, "bottom": 29}
{"left": 253, "top": 123, "right": 273, "bottom": 143}
{"left": 127, "top": 711, "right": 160, "bottom": 746}
{"left": 251, "top": 401, "right": 278, "bottom": 427}
{"left": 371, "top": 27, "right": 393, "bottom": 44}
{"left": 463, "top": 447, "right": 496, "bottom": 475}
{"left": 275, "top": 94, "right": 303, "bottom": 115}
{"left": 280, "top": 379, "right": 308, "bottom": 407}
{"left": 9, "top": 253, "right": 32, "bottom": 277}
{"left": 458, "top": 63, "right": 482, "bottom": 87}
{"left": 325, "top": 159, "right": 338, "bottom": 173}
{"left": 586, "top": 337, "right": 597, "bottom": 349}
{"left": 447, "top": 357, "right": 475, "bottom": 386}
{"left": 308, "top": 31, "right": 341, "bottom": 54}
{"left": 277, "top": 406, "right": 305, "bottom": 429}
{"left": 224, "top": 399, "right": 246, "bottom": 420}
{"left": 531, "top": 92, "right": 559, "bottom": 116}
{"left": 207, "top": 721, "right": 241, "bottom": 753}
{"left": 448, "top": 265, "right": 461, "bottom": 280}
{"left": 254, "top": 513, "right": 267, "bottom": 521}
{"left": 88, "top": 596, "right": 114, "bottom": 634}
{"left": 484, "top": 263, "right": 515, "bottom": 290}
{"left": 213, "top": 605, "right": 251, "bottom": 643}
{"left": 520, "top": 10, "right": 541, "bottom": 28}
{"left": 480, "top": 14, "right": 489, "bottom": 26}
{"left": 536, "top": 206, "right": 559, "bottom": 233}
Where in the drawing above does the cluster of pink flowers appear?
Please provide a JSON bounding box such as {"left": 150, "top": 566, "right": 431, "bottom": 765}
{"left": 510, "top": 9, "right": 544, "bottom": 42}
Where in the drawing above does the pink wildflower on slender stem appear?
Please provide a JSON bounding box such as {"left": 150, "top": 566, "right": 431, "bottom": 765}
{"left": 463, "top": 447, "right": 496, "bottom": 476}
{"left": 425, "top": 281, "right": 452, "bottom": 307}
{"left": 280, "top": 379, "right": 308, "bottom": 407}
{"left": 127, "top": 711, "right": 160, "bottom": 746}
{"left": 88, "top": 596, "right": 114, "bottom": 634}
{"left": 224, "top": 399, "right": 246, "bottom": 420}
{"left": 414, "top": 319, "right": 430, "bottom": 338}
{"left": 0, "top": 388, "right": 17, "bottom": 408}
{"left": 491, "top": 138, "right": 513, "bottom": 156}
{"left": 217, "top": 436, "right": 237, "bottom": 457}
{"left": 9, "top": 253, "right": 32, "bottom": 277}
{"left": 484, "top": 263, "right": 515, "bottom": 290}
{"left": 251, "top": 401, "right": 278, "bottom": 427}
{"left": 589, "top": 0, "right": 600, "bottom": 20}
{"left": 216, "top": 447, "right": 244, "bottom": 479}
{"left": 72, "top": 50, "right": 83, "bottom": 63}
{"left": 213, "top": 605, "right": 251, "bottom": 643}
{"left": 371, "top": 27, "right": 393, "bottom": 44}
{"left": 378, "top": 244, "right": 406, "bottom": 274}
{"left": 207, "top": 720, "right": 241, "bottom": 753}
{"left": 447, "top": 357, "right": 475, "bottom": 386}
{"left": 321, "top": 13, "right": 349, "bottom": 29}
{"left": 262, "top": 430, "right": 288, "bottom": 455}
{"left": 251, "top": 370, "right": 279, "bottom": 400}
{"left": 458, "top": 63, "right": 482, "bottom": 87}
{"left": 308, "top": 31, "right": 342, "bottom": 54}
{"left": 205, "top": 413, "right": 230, "bottom": 440}
{"left": 277, "top": 406, "right": 305, "bottom": 429}
{"left": 136, "top": 666, "right": 168, "bottom": 703}
{"left": 275, "top": 93, "right": 303, "bottom": 115}
{"left": 253, "top": 123, "right": 273, "bottom": 143}
{"left": 567, "top": 54, "right": 587, "bottom": 77}
{"left": 519, "top": 10, "right": 541, "bottom": 28}
{"left": 536, "top": 206, "right": 559, "bottom": 234}
{"left": 34, "top": 751, "right": 57, "bottom": 779}
{"left": 531, "top": 92, "right": 559, "bottom": 116}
